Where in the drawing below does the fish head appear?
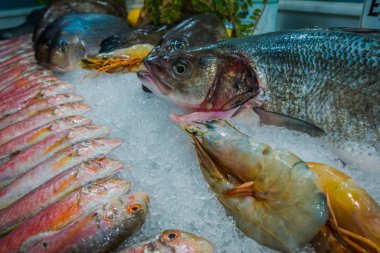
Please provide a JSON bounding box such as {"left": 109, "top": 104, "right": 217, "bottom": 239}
{"left": 148, "top": 13, "right": 227, "bottom": 57}
{"left": 47, "top": 33, "right": 86, "bottom": 72}
{"left": 139, "top": 46, "right": 260, "bottom": 111}
{"left": 120, "top": 192, "right": 149, "bottom": 229}
{"left": 124, "top": 230, "right": 214, "bottom": 253}
{"left": 157, "top": 230, "right": 214, "bottom": 253}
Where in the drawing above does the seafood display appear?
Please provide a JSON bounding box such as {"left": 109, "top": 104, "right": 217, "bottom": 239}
{"left": 175, "top": 119, "right": 328, "bottom": 252}
{"left": 120, "top": 229, "right": 214, "bottom": 253}
{"left": 139, "top": 28, "right": 380, "bottom": 172}
{"left": 0, "top": 35, "right": 150, "bottom": 253}
{"left": 1, "top": 4, "right": 379, "bottom": 252}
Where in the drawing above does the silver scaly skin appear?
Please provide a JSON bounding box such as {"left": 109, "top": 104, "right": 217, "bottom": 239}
{"left": 141, "top": 29, "right": 380, "bottom": 170}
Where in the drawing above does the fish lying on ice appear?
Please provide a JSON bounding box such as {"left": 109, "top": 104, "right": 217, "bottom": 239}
{"left": 0, "top": 138, "right": 121, "bottom": 209}
{"left": 119, "top": 229, "right": 214, "bottom": 253}
{"left": 0, "top": 82, "right": 73, "bottom": 119}
{"left": 140, "top": 28, "right": 380, "bottom": 171}
{"left": 0, "top": 125, "right": 109, "bottom": 188}
{"left": 0, "top": 103, "right": 91, "bottom": 146}
{"left": 0, "top": 178, "right": 130, "bottom": 253}
{"left": 176, "top": 119, "right": 328, "bottom": 252}
{"left": 20, "top": 192, "right": 149, "bottom": 253}
{"left": 0, "top": 116, "right": 91, "bottom": 159}
{"left": 0, "top": 158, "right": 123, "bottom": 235}
{"left": 0, "top": 93, "right": 83, "bottom": 130}
{"left": 35, "top": 13, "right": 129, "bottom": 71}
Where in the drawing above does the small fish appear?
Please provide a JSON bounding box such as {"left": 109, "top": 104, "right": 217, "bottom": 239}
{"left": 0, "top": 74, "right": 59, "bottom": 99}
{"left": 178, "top": 119, "right": 328, "bottom": 252}
{"left": 33, "top": 0, "right": 127, "bottom": 42}
{"left": 21, "top": 192, "right": 149, "bottom": 253}
{"left": 140, "top": 28, "right": 380, "bottom": 171}
{"left": 0, "top": 125, "right": 109, "bottom": 188}
{"left": 0, "top": 93, "right": 83, "bottom": 130}
{"left": 35, "top": 13, "right": 129, "bottom": 71}
{"left": 0, "top": 50, "right": 34, "bottom": 69}
{"left": 0, "top": 116, "right": 91, "bottom": 159}
{"left": 0, "top": 103, "right": 91, "bottom": 146}
{"left": 0, "top": 158, "right": 124, "bottom": 235}
{"left": 0, "top": 138, "right": 121, "bottom": 209}
{"left": 0, "top": 82, "right": 74, "bottom": 119}
{"left": 0, "top": 178, "right": 130, "bottom": 253}
{"left": 120, "top": 229, "right": 214, "bottom": 253}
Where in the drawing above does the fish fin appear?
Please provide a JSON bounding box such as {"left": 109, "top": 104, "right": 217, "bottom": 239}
{"left": 253, "top": 108, "right": 325, "bottom": 137}
{"left": 224, "top": 181, "right": 254, "bottom": 197}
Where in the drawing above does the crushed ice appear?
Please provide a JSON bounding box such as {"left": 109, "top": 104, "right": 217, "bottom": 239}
{"left": 59, "top": 70, "right": 379, "bottom": 253}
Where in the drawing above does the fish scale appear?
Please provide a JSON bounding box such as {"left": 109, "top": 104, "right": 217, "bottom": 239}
{"left": 197, "top": 29, "right": 379, "bottom": 142}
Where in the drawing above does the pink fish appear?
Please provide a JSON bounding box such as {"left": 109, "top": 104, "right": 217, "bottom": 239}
{"left": 0, "top": 93, "right": 83, "bottom": 130}
{"left": 21, "top": 192, "right": 149, "bottom": 253}
{"left": 0, "top": 103, "right": 91, "bottom": 146}
{"left": 0, "top": 178, "right": 130, "bottom": 253}
{"left": 0, "top": 158, "right": 124, "bottom": 235}
{"left": 0, "top": 51, "right": 34, "bottom": 69}
{"left": 0, "top": 116, "right": 91, "bottom": 159}
{"left": 0, "top": 125, "right": 109, "bottom": 188}
{"left": 0, "top": 82, "right": 73, "bottom": 119}
{"left": 0, "top": 138, "right": 121, "bottom": 209}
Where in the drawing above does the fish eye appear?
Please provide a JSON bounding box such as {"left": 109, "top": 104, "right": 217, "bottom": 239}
{"left": 172, "top": 60, "right": 189, "bottom": 77}
{"left": 171, "top": 39, "right": 186, "bottom": 50}
{"left": 58, "top": 42, "right": 68, "bottom": 53}
{"left": 162, "top": 230, "right": 181, "bottom": 242}
{"left": 127, "top": 204, "right": 142, "bottom": 214}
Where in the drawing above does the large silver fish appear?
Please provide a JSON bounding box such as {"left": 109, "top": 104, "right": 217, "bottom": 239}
{"left": 139, "top": 28, "right": 380, "bottom": 171}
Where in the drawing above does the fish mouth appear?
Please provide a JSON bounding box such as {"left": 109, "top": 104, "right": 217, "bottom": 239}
{"left": 138, "top": 59, "right": 172, "bottom": 96}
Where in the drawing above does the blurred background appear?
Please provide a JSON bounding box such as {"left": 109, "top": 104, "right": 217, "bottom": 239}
{"left": 0, "top": 0, "right": 378, "bottom": 31}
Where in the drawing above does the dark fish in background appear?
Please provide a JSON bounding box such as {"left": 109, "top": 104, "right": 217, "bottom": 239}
{"left": 147, "top": 13, "right": 228, "bottom": 58}
{"left": 100, "top": 24, "right": 168, "bottom": 53}
{"left": 33, "top": 0, "right": 127, "bottom": 42}
{"left": 81, "top": 13, "right": 227, "bottom": 75}
{"left": 139, "top": 28, "right": 380, "bottom": 171}
{"left": 35, "top": 13, "right": 129, "bottom": 71}
{"left": 0, "top": 8, "right": 46, "bottom": 40}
